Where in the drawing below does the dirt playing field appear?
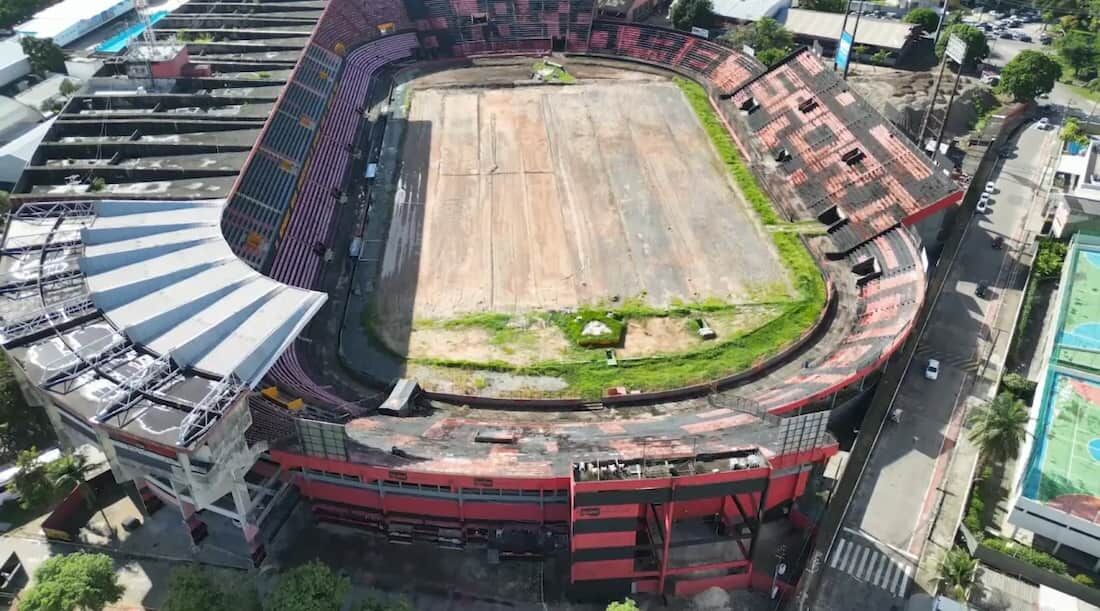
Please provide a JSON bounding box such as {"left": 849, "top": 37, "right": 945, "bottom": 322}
{"left": 375, "top": 68, "right": 793, "bottom": 352}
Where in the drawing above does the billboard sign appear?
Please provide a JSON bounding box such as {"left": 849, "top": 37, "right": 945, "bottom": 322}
{"left": 835, "top": 31, "right": 853, "bottom": 72}
{"left": 946, "top": 34, "right": 967, "bottom": 64}
{"left": 691, "top": 26, "right": 710, "bottom": 39}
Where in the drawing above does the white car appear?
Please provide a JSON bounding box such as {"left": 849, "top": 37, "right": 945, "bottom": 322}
{"left": 984, "top": 181, "right": 996, "bottom": 194}
{"left": 925, "top": 359, "right": 940, "bottom": 381}
{"left": 1037, "top": 117, "right": 1051, "bottom": 130}
{"left": 976, "top": 198, "right": 989, "bottom": 213}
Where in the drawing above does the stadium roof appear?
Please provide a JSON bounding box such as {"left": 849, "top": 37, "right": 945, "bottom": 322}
{"left": 80, "top": 199, "right": 326, "bottom": 386}
{"left": 14, "top": 0, "right": 132, "bottom": 43}
{"left": 712, "top": 0, "right": 789, "bottom": 22}
{"left": 783, "top": 8, "right": 916, "bottom": 50}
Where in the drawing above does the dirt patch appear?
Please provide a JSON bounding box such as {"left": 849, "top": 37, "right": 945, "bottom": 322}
{"left": 378, "top": 318, "right": 571, "bottom": 367}
{"left": 616, "top": 306, "right": 782, "bottom": 358}
{"left": 375, "top": 74, "right": 794, "bottom": 330}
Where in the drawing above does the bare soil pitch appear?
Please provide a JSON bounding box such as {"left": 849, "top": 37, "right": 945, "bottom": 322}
{"left": 376, "top": 70, "right": 791, "bottom": 356}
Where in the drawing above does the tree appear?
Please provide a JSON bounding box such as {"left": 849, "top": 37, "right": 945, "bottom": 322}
{"left": 871, "top": 49, "right": 892, "bottom": 65}
{"left": 58, "top": 78, "right": 78, "bottom": 97}
{"left": 12, "top": 447, "right": 55, "bottom": 509}
{"left": 935, "top": 24, "right": 990, "bottom": 71}
{"left": 19, "top": 552, "right": 125, "bottom": 611}
{"left": 719, "top": 18, "right": 794, "bottom": 67}
{"left": 904, "top": 7, "right": 940, "bottom": 33}
{"left": 800, "top": 0, "right": 847, "bottom": 12}
{"left": 670, "top": 0, "right": 712, "bottom": 31}
{"left": 967, "top": 392, "right": 1029, "bottom": 464}
{"left": 266, "top": 561, "right": 349, "bottom": 611}
{"left": 937, "top": 548, "right": 977, "bottom": 602}
{"left": 1060, "top": 116, "right": 1090, "bottom": 147}
{"left": 49, "top": 452, "right": 114, "bottom": 539}
{"left": 19, "top": 37, "right": 66, "bottom": 76}
{"left": 1056, "top": 32, "right": 1098, "bottom": 78}
{"left": 163, "top": 565, "right": 260, "bottom": 611}
{"left": 607, "top": 600, "right": 640, "bottom": 611}
{"left": 0, "top": 356, "right": 53, "bottom": 463}
{"left": 1034, "top": 238, "right": 1068, "bottom": 278}
{"left": 997, "top": 51, "right": 1061, "bottom": 101}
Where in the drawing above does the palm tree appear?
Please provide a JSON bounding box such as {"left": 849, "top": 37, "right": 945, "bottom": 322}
{"left": 967, "top": 392, "right": 1029, "bottom": 464}
{"left": 937, "top": 548, "right": 978, "bottom": 602}
{"left": 51, "top": 453, "right": 115, "bottom": 540}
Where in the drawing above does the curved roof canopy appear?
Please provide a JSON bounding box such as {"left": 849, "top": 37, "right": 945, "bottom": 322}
{"left": 81, "top": 199, "right": 326, "bottom": 387}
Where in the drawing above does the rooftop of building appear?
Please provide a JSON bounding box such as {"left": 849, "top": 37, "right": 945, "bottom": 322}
{"left": 14, "top": 0, "right": 133, "bottom": 41}
{"left": 783, "top": 8, "right": 916, "bottom": 50}
{"left": 1019, "top": 233, "right": 1100, "bottom": 522}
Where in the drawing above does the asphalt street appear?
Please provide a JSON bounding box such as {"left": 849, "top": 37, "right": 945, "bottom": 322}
{"left": 809, "top": 112, "right": 1059, "bottom": 610}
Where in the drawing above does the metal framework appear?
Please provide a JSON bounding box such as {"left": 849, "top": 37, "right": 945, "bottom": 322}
{"left": 43, "top": 338, "right": 134, "bottom": 391}
{"left": 0, "top": 296, "right": 97, "bottom": 347}
{"left": 0, "top": 269, "right": 83, "bottom": 295}
{"left": 177, "top": 373, "right": 248, "bottom": 446}
{"left": 95, "top": 352, "right": 176, "bottom": 423}
{"left": 0, "top": 231, "right": 83, "bottom": 256}
{"left": 8, "top": 201, "right": 96, "bottom": 220}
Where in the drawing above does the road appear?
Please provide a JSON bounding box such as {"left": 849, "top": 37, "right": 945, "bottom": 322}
{"left": 808, "top": 109, "right": 1059, "bottom": 610}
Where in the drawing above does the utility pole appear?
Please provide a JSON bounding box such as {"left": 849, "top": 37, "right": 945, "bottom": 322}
{"left": 843, "top": 1, "right": 866, "bottom": 80}
{"left": 835, "top": 0, "right": 855, "bottom": 72}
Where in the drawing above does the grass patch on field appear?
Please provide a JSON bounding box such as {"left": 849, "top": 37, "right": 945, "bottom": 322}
{"left": 533, "top": 60, "right": 576, "bottom": 84}
{"left": 552, "top": 310, "right": 625, "bottom": 348}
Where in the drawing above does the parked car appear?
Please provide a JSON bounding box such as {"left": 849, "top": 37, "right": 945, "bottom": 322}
{"left": 925, "top": 359, "right": 940, "bottom": 381}
{"left": 975, "top": 283, "right": 991, "bottom": 299}
{"left": 984, "top": 181, "right": 996, "bottom": 193}
{"left": 998, "top": 31, "right": 1015, "bottom": 39}
{"left": 1037, "top": 117, "right": 1051, "bottom": 130}
{"left": 1039, "top": 34, "right": 1052, "bottom": 44}
{"left": 976, "top": 198, "right": 989, "bottom": 213}
{"left": 1018, "top": 33, "right": 1032, "bottom": 42}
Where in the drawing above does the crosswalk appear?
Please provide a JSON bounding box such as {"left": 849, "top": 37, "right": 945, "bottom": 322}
{"left": 829, "top": 536, "right": 913, "bottom": 598}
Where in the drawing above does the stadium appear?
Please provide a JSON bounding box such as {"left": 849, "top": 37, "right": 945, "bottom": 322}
{"left": 0, "top": 0, "right": 962, "bottom": 601}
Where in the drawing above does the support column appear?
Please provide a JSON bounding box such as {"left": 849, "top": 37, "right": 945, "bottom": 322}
{"left": 657, "top": 499, "right": 676, "bottom": 596}
{"left": 230, "top": 476, "right": 266, "bottom": 567}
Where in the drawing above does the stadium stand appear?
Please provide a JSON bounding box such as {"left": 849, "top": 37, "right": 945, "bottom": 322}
{"left": 728, "top": 49, "right": 961, "bottom": 254}
{"left": 409, "top": 0, "right": 593, "bottom": 56}
{"left": 0, "top": 0, "right": 963, "bottom": 598}
{"left": 587, "top": 21, "right": 763, "bottom": 93}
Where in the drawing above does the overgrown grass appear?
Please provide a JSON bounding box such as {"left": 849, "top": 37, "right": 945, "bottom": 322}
{"left": 552, "top": 310, "right": 624, "bottom": 348}
{"left": 675, "top": 77, "right": 780, "bottom": 225}
{"left": 533, "top": 60, "right": 576, "bottom": 84}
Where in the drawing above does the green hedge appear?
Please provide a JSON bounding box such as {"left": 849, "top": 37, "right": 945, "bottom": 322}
{"left": 983, "top": 537, "right": 1067, "bottom": 574}
{"left": 999, "top": 372, "right": 1037, "bottom": 403}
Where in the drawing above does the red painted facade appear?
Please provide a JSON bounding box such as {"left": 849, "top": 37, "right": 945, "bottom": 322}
{"left": 268, "top": 444, "right": 836, "bottom": 599}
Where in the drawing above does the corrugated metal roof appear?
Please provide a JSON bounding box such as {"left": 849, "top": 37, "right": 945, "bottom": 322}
{"left": 783, "top": 8, "right": 915, "bottom": 50}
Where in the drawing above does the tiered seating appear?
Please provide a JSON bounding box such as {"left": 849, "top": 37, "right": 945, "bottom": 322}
{"left": 730, "top": 48, "right": 961, "bottom": 254}
{"left": 409, "top": 0, "right": 591, "bottom": 56}
{"left": 281, "top": 83, "right": 329, "bottom": 125}
{"left": 313, "top": 0, "right": 407, "bottom": 54}
{"left": 233, "top": 151, "right": 300, "bottom": 221}
{"left": 587, "top": 21, "right": 762, "bottom": 93}
{"left": 757, "top": 227, "right": 924, "bottom": 413}
{"left": 269, "top": 33, "right": 420, "bottom": 293}
{"left": 264, "top": 112, "right": 317, "bottom": 163}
